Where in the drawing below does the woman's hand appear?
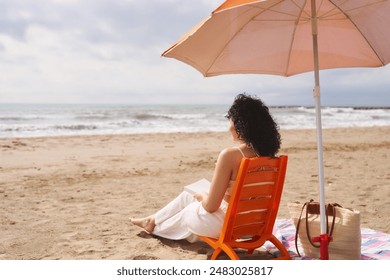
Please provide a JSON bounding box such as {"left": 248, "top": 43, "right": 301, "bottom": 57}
{"left": 194, "top": 192, "right": 207, "bottom": 202}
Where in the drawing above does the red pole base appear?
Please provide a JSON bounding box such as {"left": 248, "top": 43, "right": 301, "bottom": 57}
{"left": 312, "top": 233, "right": 333, "bottom": 260}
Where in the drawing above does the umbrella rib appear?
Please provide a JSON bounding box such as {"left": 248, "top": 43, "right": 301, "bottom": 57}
{"left": 328, "top": 0, "right": 386, "bottom": 66}
{"left": 252, "top": 0, "right": 311, "bottom": 22}
{"left": 318, "top": 0, "right": 346, "bottom": 19}
{"left": 320, "top": 0, "right": 382, "bottom": 20}
{"left": 205, "top": 4, "right": 275, "bottom": 75}
{"left": 284, "top": 0, "right": 308, "bottom": 76}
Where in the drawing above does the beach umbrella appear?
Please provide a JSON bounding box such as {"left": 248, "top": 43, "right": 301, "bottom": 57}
{"left": 162, "top": 0, "right": 390, "bottom": 259}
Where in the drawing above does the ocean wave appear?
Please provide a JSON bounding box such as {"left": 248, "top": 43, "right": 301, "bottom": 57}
{"left": 0, "top": 116, "right": 45, "bottom": 122}
{"left": 75, "top": 114, "right": 111, "bottom": 121}
{"left": 0, "top": 104, "right": 389, "bottom": 138}
{"left": 53, "top": 124, "right": 99, "bottom": 131}
{"left": 133, "top": 113, "right": 173, "bottom": 121}
{"left": 133, "top": 112, "right": 207, "bottom": 121}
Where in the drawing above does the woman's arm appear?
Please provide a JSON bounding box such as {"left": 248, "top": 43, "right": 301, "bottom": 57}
{"left": 201, "top": 148, "right": 239, "bottom": 213}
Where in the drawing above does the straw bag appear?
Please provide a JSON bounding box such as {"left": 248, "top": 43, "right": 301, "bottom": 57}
{"left": 288, "top": 200, "right": 361, "bottom": 259}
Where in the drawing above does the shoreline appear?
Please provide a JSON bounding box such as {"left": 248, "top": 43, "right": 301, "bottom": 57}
{"left": 1, "top": 124, "right": 389, "bottom": 140}
{"left": 1, "top": 126, "right": 389, "bottom": 259}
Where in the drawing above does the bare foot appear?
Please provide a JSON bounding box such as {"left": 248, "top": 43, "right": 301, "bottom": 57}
{"left": 129, "top": 215, "right": 156, "bottom": 233}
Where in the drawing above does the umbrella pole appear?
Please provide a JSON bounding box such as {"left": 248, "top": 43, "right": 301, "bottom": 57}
{"left": 311, "top": 0, "right": 331, "bottom": 260}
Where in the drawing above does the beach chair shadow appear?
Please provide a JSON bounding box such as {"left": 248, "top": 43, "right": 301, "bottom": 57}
{"left": 198, "top": 156, "right": 291, "bottom": 260}
{"left": 137, "top": 232, "right": 276, "bottom": 260}
{"left": 136, "top": 231, "right": 211, "bottom": 256}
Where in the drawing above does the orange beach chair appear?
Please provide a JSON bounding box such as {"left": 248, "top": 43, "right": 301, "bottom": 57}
{"left": 198, "top": 156, "right": 290, "bottom": 260}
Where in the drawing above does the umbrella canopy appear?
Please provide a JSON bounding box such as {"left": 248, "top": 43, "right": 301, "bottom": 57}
{"left": 163, "top": 0, "right": 390, "bottom": 77}
{"left": 162, "top": 0, "right": 390, "bottom": 259}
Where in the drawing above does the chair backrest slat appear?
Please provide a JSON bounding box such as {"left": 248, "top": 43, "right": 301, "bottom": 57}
{"left": 234, "top": 210, "right": 268, "bottom": 225}
{"left": 240, "top": 183, "right": 274, "bottom": 197}
{"left": 232, "top": 223, "right": 266, "bottom": 240}
{"left": 237, "top": 197, "right": 272, "bottom": 213}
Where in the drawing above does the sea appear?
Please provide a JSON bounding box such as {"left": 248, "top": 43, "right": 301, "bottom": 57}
{"left": 0, "top": 103, "right": 389, "bottom": 138}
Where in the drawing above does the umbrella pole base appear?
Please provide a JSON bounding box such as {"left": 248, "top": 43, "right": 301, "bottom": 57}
{"left": 312, "top": 234, "right": 333, "bottom": 260}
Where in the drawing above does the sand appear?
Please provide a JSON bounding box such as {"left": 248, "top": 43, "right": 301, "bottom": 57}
{"left": 0, "top": 126, "right": 389, "bottom": 260}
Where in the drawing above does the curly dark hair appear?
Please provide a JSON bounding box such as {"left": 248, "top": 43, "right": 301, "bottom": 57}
{"left": 226, "top": 93, "right": 281, "bottom": 157}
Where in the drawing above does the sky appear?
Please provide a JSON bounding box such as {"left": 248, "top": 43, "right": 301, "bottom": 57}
{"left": 0, "top": 0, "right": 389, "bottom": 106}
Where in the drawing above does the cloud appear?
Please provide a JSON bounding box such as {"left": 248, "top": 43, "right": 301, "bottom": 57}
{"left": 0, "top": 0, "right": 389, "bottom": 106}
{"left": 0, "top": 0, "right": 221, "bottom": 102}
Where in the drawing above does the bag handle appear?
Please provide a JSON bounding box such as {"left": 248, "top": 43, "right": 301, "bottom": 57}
{"left": 305, "top": 200, "right": 323, "bottom": 248}
{"left": 294, "top": 200, "right": 342, "bottom": 257}
{"left": 294, "top": 201, "right": 310, "bottom": 256}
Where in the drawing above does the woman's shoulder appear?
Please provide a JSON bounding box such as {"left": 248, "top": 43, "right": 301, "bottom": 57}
{"left": 216, "top": 147, "right": 244, "bottom": 171}
{"left": 219, "top": 146, "right": 241, "bottom": 159}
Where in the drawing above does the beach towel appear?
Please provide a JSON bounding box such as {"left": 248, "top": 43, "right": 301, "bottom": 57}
{"left": 264, "top": 219, "right": 390, "bottom": 260}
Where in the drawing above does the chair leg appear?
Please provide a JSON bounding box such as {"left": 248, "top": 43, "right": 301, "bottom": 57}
{"left": 210, "top": 246, "right": 240, "bottom": 260}
{"left": 221, "top": 244, "right": 240, "bottom": 260}
{"left": 210, "top": 248, "right": 222, "bottom": 260}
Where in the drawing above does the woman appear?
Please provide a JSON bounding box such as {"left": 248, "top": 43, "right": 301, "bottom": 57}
{"left": 130, "top": 93, "right": 281, "bottom": 242}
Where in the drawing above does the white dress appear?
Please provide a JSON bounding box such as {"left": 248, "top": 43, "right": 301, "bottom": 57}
{"left": 153, "top": 191, "right": 226, "bottom": 242}
{"left": 152, "top": 147, "right": 246, "bottom": 242}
